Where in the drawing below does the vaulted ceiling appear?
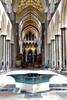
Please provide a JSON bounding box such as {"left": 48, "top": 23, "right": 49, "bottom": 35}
{"left": 15, "top": 0, "right": 49, "bottom": 39}
{"left": 0, "top": 0, "right": 61, "bottom": 44}
{"left": 16, "top": 0, "right": 47, "bottom": 22}
{"left": 1, "top": 0, "right": 61, "bottom": 25}
{"left": 14, "top": 0, "right": 60, "bottom": 38}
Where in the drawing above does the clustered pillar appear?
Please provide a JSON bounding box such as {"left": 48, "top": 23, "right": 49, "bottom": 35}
{"left": 47, "top": 27, "right": 67, "bottom": 71}
{"left": 1, "top": 35, "right": 6, "bottom": 70}
{"left": 1, "top": 34, "right": 11, "bottom": 71}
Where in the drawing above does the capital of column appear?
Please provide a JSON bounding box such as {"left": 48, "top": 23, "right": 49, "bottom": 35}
{"left": 61, "top": 27, "right": 67, "bottom": 35}
{"left": 6, "top": 37, "right": 11, "bottom": 41}
{"left": 48, "top": 42, "right": 51, "bottom": 45}
{"left": 61, "top": 27, "right": 67, "bottom": 31}
{"left": 51, "top": 38, "right": 55, "bottom": 41}
{"left": 0, "top": 28, "right": 1, "bottom": 31}
{"left": 1, "top": 32, "right": 7, "bottom": 36}
{"left": 10, "top": 41, "right": 14, "bottom": 45}
{"left": 55, "top": 34, "right": 60, "bottom": 37}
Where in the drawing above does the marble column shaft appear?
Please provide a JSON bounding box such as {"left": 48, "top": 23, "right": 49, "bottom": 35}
{"left": 11, "top": 43, "right": 14, "bottom": 67}
{"left": 55, "top": 35, "right": 60, "bottom": 70}
{"left": 48, "top": 43, "right": 52, "bottom": 68}
{"left": 20, "top": 40, "right": 22, "bottom": 54}
{"left": 61, "top": 28, "right": 66, "bottom": 70}
{"left": 1, "top": 35, "right": 6, "bottom": 70}
{"left": 51, "top": 39, "right": 56, "bottom": 69}
{"left": 6, "top": 40, "right": 10, "bottom": 70}
{"left": 48, "top": 43, "right": 51, "bottom": 67}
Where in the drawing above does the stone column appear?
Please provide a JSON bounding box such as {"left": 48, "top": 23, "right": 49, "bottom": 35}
{"left": 61, "top": 28, "right": 66, "bottom": 70}
{"left": 66, "top": 28, "right": 67, "bottom": 70}
{"left": 0, "top": 36, "right": 2, "bottom": 70}
{"left": 9, "top": 42, "right": 11, "bottom": 68}
{"left": 1, "top": 34, "right": 6, "bottom": 71}
{"left": 33, "top": 52, "right": 34, "bottom": 64}
{"left": 26, "top": 51, "right": 27, "bottom": 63}
{"left": 55, "top": 34, "right": 61, "bottom": 70}
{"left": 44, "top": 34, "right": 48, "bottom": 67}
{"left": 48, "top": 43, "right": 52, "bottom": 68}
{"left": 20, "top": 40, "right": 22, "bottom": 54}
{"left": 51, "top": 39, "right": 56, "bottom": 69}
{"left": 6, "top": 37, "right": 10, "bottom": 70}
{"left": 11, "top": 43, "right": 14, "bottom": 68}
{"left": 48, "top": 43, "right": 51, "bottom": 68}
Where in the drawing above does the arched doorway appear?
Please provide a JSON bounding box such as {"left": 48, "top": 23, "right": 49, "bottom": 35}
{"left": 27, "top": 50, "right": 33, "bottom": 63}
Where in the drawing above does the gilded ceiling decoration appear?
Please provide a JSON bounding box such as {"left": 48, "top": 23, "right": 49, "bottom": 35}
{"left": 16, "top": 0, "right": 45, "bottom": 22}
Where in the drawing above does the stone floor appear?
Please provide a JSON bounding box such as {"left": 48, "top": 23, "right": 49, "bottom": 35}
{"left": 0, "top": 91, "right": 67, "bottom": 100}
